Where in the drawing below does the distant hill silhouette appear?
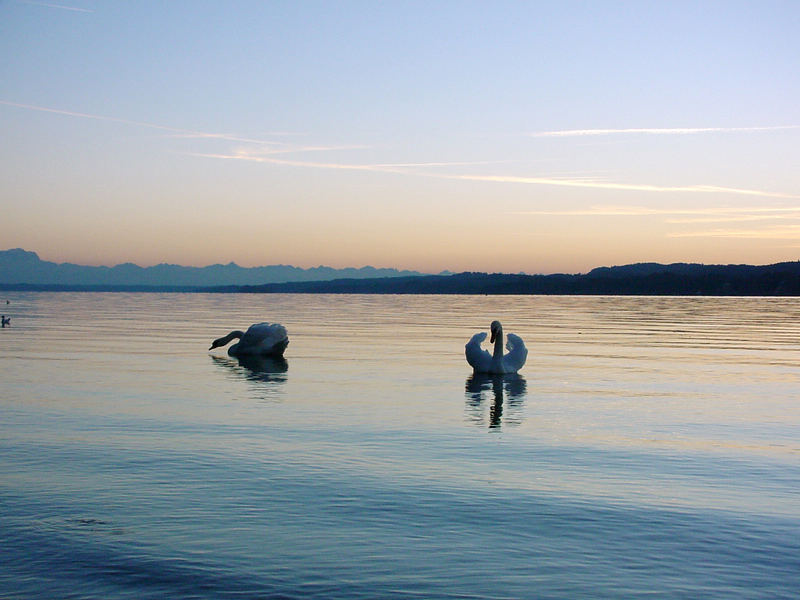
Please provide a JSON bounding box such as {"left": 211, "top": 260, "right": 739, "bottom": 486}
{"left": 212, "top": 261, "right": 800, "bottom": 296}
{"left": 0, "top": 248, "right": 422, "bottom": 288}
{"left": 2, "top": 249, "right": 799, "bottom": 295}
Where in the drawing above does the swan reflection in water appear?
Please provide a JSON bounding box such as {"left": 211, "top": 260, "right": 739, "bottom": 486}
{"left": 465, "top": 373, "right": 527, "bottom": 429}
{"left": 210, "top": 354, "right": 288, "bottom": 387}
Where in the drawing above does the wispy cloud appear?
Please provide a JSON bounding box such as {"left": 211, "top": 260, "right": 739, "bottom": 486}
{"left": 515, "top": 205, "right": 800, "bottom": 240}
{"left": 0, "top": 100, "right": 294, "bottom": 146}
{"left": 190, "top": 151, "right": 422, "bottom": 174}
{"left": 223, "top": 144, "right": 370, "bottom": 158}
{"left": 371, "top": 161, "right": 505, "bottom": 168}
{"left": 444, "top": 175, "right": 797, "bottom": 199}
{"left": 516, "top": 206, "right": 800, "bottom": 217}
{"left": 164, "top": 133, "right": 295, "bottom": 145}
{"left": 15, "top": 0, "right": 94, "bottom": 13}
{"left": 530, "top": 126, "right": 800, "bottom": 138}
{"left": 666, "top": 214, "right": 800, "bottom": 224}
{"left": 668, "top": 226, "right": 800, "bottom": 239}
{"left": 202, "top": 150, "right": 796, "bottom": 198}
{"left": 3, "top": 100, "right": 796, "bottom": 200}
{"left": 192, "top": 147, "right": 797, "bottom": 199}
{"left": 200, "top": 148, "right": 506, "bottom": 169}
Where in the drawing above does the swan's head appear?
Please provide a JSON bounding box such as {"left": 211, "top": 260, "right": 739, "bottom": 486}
{"left": 490, "top": 320, "right": 502, "bottom": 343}
{"left": 209, "top": 335, "right": 229, "bottom": 351}
{"left": 209, "top": 330, "right": 244, "bottom": 351}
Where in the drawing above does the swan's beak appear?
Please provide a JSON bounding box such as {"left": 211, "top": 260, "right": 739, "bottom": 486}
{"left": 490, "top": 330, "right": 496, "bottom": 343}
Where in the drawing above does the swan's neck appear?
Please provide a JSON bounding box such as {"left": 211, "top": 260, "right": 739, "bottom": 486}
{"left": 492, "top": 327, "right": 504, "bottom": 359}
{"left": 218, "top": 330, "right": 244, "bottom": 346}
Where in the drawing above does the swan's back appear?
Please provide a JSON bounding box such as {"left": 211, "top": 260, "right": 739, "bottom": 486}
{"left": 236, "top": 322, "right": 289, "bottom": 356}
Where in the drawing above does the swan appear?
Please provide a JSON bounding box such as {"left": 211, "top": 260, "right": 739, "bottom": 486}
{"left": 465, "top": 320, "right": 527, "bottom": 374}
{"left": 209, "top": 322, "right": 288, "bottom": 357}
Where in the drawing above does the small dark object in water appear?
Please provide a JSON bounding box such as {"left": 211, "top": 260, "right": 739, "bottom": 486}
{"left": 1, "top": 315, "right": 10, "bottom": 327}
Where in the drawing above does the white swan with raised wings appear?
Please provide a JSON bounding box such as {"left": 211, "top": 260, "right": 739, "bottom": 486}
{"left": 465, "top": 320, "right": 527, "bottom": 374}
{"left": 209, "top": 322, "right": 289, "bottom": 357}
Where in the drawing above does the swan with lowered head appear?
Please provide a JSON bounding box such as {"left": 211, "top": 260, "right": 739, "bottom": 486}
{"left": 209, "top": 322, "right": 288, "bottom": 357}
{"left": 465, "top": 320, "right": 527, "bottom": 374}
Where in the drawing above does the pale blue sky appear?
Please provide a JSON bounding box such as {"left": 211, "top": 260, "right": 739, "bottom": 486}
{"left": 2, "top": 1, "right": 798, "bottom": 273}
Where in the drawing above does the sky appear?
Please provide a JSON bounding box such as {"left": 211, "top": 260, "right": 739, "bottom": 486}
{"left": 1, "top": 1, "right": 798, "bottom": 274}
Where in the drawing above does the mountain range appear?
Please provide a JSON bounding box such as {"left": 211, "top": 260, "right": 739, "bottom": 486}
{"left": 0, "top": 248, "right": 423, "bottom": 288}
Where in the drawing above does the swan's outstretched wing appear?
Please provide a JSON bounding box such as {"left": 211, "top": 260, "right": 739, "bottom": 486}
{"left": 502, "top": 332, "right": 528, "bottom": 373}
{"left": 240, "top": 322, "right": 289, "bottom": 355}
{"left": 465, "top": 332, "right": 492, "bottom": 373}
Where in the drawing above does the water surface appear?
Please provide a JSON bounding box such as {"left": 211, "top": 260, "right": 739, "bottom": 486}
{"left": 1, "top": 293, "right": 798, "bottom": 598}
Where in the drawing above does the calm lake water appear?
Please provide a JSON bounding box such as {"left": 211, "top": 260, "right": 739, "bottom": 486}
{"left": 1, "top": 292, "right": 798, "bottom": 599}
